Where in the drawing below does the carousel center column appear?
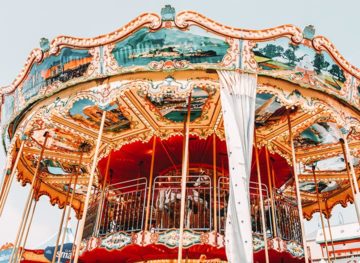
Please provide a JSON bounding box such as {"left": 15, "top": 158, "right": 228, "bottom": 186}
{"left": 217, "top": 70, "right": 257, "bottom": 263}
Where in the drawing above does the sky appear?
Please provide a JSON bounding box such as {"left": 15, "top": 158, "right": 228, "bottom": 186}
{"left": 0, "top": 0, "right": 359, "bottom": 248}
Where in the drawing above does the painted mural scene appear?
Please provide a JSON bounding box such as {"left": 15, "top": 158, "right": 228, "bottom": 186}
{"left": 1, "top": 4, "right": 360, "bottom": 263}
{"left": 147, "top": 87, "right": 210, "bottom": 122}
{"left": 69, "top": 99, "right": 131, "bottom": 133}
{"left": 111, "top": 27, "right": 229, "bottom": 67}
{"left": 254, "top": 38, "right": 347, "bottom": 91}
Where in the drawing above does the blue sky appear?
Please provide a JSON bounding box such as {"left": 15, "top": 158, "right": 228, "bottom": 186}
{"left": 0, "top": 0, "right": 359, "bottom": 248}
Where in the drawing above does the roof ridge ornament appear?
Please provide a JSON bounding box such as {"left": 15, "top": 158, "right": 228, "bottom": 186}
{"left": 303, "top": 25, "right": 315, "bottom": 40}
{"left": 161, "top": 5, "right": 175, "bottom": 21}
{"left": 40, "top": 37, "right": 50, "bottom": 52}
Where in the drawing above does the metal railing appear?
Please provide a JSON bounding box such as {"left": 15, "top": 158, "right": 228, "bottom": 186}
{"left": 98, "top": 177, "right": 147, "bottom": 236}
{"left": 273, "top": 190, "right": 302, "bottom": 243}
{"left": 217, "top": 176, "right": 273, "bottom": 237}
{"left": 150, "top": 175, "right": 212, "bottom": 231}
{"left": 90, "top": 173, "right": 302, "bottom": 244}
{"left": 84, "top": 191, "right": 101, "bottom": 239}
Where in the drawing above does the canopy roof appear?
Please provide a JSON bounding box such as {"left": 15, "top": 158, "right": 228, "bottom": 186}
{"left": 1, "top": 6, "right": 359, "bottom": 220}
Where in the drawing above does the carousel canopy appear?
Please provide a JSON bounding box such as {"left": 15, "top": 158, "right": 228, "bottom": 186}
{"left": 0, "top": 4, "right": 359, "bottom": 223}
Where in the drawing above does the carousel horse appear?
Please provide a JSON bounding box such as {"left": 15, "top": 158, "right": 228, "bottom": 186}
{"left": 155, "top": 174, "right": 210, "bottom": 229}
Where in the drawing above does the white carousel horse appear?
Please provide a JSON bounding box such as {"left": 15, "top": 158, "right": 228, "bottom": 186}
{"left": 155, "top": 175, "right": 210, "bottom": 228}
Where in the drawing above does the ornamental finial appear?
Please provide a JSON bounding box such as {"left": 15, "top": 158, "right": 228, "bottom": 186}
{"left": 161, "top": 5, "right": 175, "bottom": 21}
{"left": 40, "top": 37, "right": 50, "bottom": 52}
{"left": 303, "top": 25, "right": 315, "bottom": 40}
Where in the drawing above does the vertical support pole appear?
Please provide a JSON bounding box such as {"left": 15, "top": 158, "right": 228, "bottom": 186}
{"left": 178, "top": 93, "right": 192, "bottom": 263}
{"left": 144, "top": 136, "right": 157, "bottom": 234}
{"left": 265, "top": 147, "right": 277, "bottom": 238}
{"left": 17, "top": 199, "right": 36, "bottom": 261}
{"left": 10, "top": 132, "right": 49, "bottom": 263}
{"left": 287, "top": 114, "right": 309, "bottom": 263}
{"left": 212, "top": 133, "right": 218, "bottom": 242}
{"left": 253, "top": 133, "right": 269, "bottom": 263}
{"left": 70, "top": 219, "right": 80, "bottom": 263}
{"left": 0, "top": 139, "right": 25, "bottom": 216}
{"left": 341, "top": 135, "right": 360, "bottom": 193}
{"left": 52, "top": 175, "right": 73, "bottom": 263}
{"left": 73, "top": 111, "right": 106, "bottom": 263}
{"left": 94, "top": 150, "right": 112, "bottom": 236}
{"left": 340, "top": 139, "right": 356, "bottom": 197}
{"left": 325, "top": 201, "right": 336, "bottom": 261}
{"left": 312, "top": 165, "right": 330, "bottom": 263}
{"left": 339, "top": 137, "right": 360, "bottom": 224}
{"left": 19, "top": 181, "right": 40, "bottom": 260}
{"left": 59, "top": 151, "right": 83, "bottom": 263}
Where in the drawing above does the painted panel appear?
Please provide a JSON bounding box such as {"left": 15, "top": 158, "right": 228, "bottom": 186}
{"left": 30, "top": 127, "right": 93, "bottom": 153}
{"left": 254, "top": 38, "right": 346, "bottom": 91}
{"left": 299, "top": 181, "right": 339, "bottom": 194}
{"left": 111, "top": 27, "right": 229, "bottom": 67}
{"left": 69, "top": 99, "right": 130, "bottom": 132}
{"left": 294, "top": 122, "right": 339, "bottom": 146}
{"left": 157, "top": 229, "right": 201, "bottom": 248}
{"left": 1, "top": 94, "right": 14, "bottom": 126}
{"left": 305, "top": 155, "right": 357, "bottom": 172}
{"left": 39, "top": 159, "right": 82, "bottom": 175}
{"left": 148, "top": 87, "right": 209, "bottom": 122}
{"left": 20, "top": 48, "right": 92, "bottom": 102}
{"left": 255, "top": 93, "right": 283, "bottom": 126}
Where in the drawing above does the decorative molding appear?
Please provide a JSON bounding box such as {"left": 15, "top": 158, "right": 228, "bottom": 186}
{"left": 174, "top": 11, "right": 303, "bottom": 43}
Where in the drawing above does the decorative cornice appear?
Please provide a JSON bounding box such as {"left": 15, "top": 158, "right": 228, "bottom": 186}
{"left": 175, "top": 11, "right": 303, "bottom": 43}
{"left": 312, "top": 36, "right": 360, "bottom": 79}
{"left": 1, "top": 13, "right": 162, "bottom": 95}
{"left": 2, "top": 9, "right": 360, "bottom": 97}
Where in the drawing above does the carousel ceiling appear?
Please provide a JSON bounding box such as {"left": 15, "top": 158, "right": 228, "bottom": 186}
{"left": 1, "top": 6, "right": 360, "bottom": 218}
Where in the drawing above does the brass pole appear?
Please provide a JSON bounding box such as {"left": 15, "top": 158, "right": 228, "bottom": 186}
{"left": 253, "top": 133, "right": 269, "bottom": 263}
{"left": 341, "top": 135, "right": 360, "bottom": 193}
{"left": 144, "top": 136, "right": 157, "bottom": 234}
{"left": 271, "top": 164, "right": 276, "bottom": 190}
{"left": 70, "top": 218, "right": 80, "bottom": 263}
{"left": 312, "top": 165, "right": 330, "bottom": 263}
{"left": 0, "top": 139, "right": 26, "bottom": 216}
{"left": 212, "top": 133, "right": 218, "bottom": 241}
{"left": 59, "top": 153, "right": 84, "bottom": 263}
{"left": 159, "top": 140, "right": 178, "bottom": 172}
{"left": 58, "top": 151, "right": 83, "bottom": 263}
{"left": 340, "top": 140, "right": 356, "bottom": 197}
{"left": 178, "top": 93, "right": 192, "bottom": 263}
{"left": 17, "top": 199, "right": 36, "bottom": 262}
{"left": 73, "top": 111, "right": 106, "bottom": 263}
{"left": 325, "top": 201, "right": 336, "bottom": 261}
{"left": 52, "top": 174, "right": 74, "bottom": 263}
{"left": 265, "top": 147, "right": 277, "bottom": 238}
{"left": 287, "top": 114, "right": 309, "bottom": 263}
{"left": 94, "top": 150, "right": 112, "bottom": 236}
{"left": 19, "top": 194, "right": 39, "bottom": 260}
{"left": 10, "top": 132, "right": 49, "bottom": 263}
{"left": 339, "top": 138, "right": 360, "bottom": 224}
{"left": 20, "top": 177, "right": 43, "bottom": 251}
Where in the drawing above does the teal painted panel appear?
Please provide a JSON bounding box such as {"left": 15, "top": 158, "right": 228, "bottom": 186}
{"left": 253, "top": 38, "right": 346, "bottom": 91}
{"left": 20, "top": 48, "right": 92, "bottom": 102}
{"left": 112, "top": 27, "right": 229, "bottom": 67}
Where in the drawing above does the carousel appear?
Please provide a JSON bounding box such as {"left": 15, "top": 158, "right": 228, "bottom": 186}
{"left": 0, "top": 5, "right": 360, "bottom": 263}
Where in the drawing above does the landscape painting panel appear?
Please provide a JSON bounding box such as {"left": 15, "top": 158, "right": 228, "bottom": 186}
{"left": 294, "top": 122, "right": 339, "bottom": 147}
{"left": 112, "top": 27, "right": 230, "bottom": 67}
{"left": 253, "top": 38, "right": 346, "bottom": 91}
{"left": 255, "top": 93, "right": 284, "bottom": 126}
{"left": 148, "top": 87, "right": 209, "bottom": 122}
{"left": 299, "top": 181, "right": 339, "bottom": 193}
{"left": 20, "top": 48, "right": 92, "bottom": 102}
{"left": 69, "top": 99, "right": 131, "bottom": 132}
